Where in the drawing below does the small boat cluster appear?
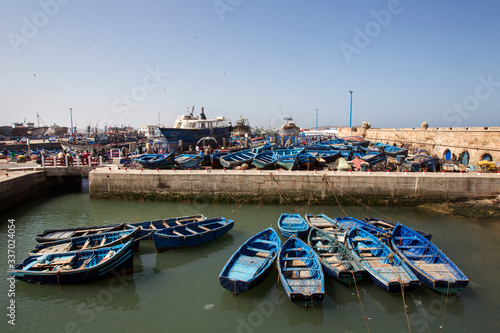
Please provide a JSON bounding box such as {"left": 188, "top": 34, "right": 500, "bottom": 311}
{"left": 130, "top": 135, "right": 473, "bottom": 172}
{"left": 219, "top": 213, "right": 469, "bottom": 307}
{"left": 8, "top": 215, "right": 233, "bottom": 285}
{"left": 10, "top": 212, "right": 469, "bottom": 307}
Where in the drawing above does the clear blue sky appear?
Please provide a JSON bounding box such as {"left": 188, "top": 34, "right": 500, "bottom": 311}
{"left": 1, "top": 0, "right": 499, "bottom": 131}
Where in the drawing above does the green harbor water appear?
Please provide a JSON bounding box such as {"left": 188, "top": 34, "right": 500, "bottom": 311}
{"left": 1, "top": 180, "right": 499, "bottom": 333}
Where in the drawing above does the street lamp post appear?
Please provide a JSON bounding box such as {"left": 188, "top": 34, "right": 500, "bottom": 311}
{"left": 349, "top": 90, "right": 353, "bottom": 128}
{"left": 315, "top": 109, "right": 318, "bottom": 130}
{"left": 69, "top": 108, "right": 74, "bottom": 137}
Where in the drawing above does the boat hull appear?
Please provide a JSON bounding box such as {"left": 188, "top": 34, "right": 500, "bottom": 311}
{"left": 9, "top": 241, "right": 134, "bottom": 285}
{"left": 219, "top": 227, "right": 281, "bottom": 294}
{"left": 152, "top": 217, "right": 234, "bottom": 252}
{"left": 159, "top": 127, "right": 232, "bottom": 151}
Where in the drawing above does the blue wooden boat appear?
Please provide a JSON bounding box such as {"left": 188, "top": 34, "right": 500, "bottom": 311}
{"left": 277, "top": 236, "right": 324, "bottom": 306}
{"left": 297, "top": 152, "right": 316, "bottom": 170}
{"left": 390, "top": 223, "right": 469, "bottom": 293}
{"left": 220, "top": 149, "right": 255, "bottom": 168}
{"left": 129, "top": 214, "right": 206, "bottom": 239}
{"left": 347, "top": 227, "right": 419, "bottom": 293}
{"left": 135, "top": 153, "right": 175, "bottom": 169}
{"left": 276, "top": 153, "right": 299, "bottom": 170}
{"left": 308, "top": 227, "right": 366, "bottom": 284}
{"left": 252, "top": 151, "right": 277, "bottom": 169}
{"left": 210, "top": 151, "right": 229, "bottom": 168}
{"left": 359, "top": 152, "right": 385, "bottom": 166}
{"left": 35, "top": 223, "right": 135, "bottom": 243}
{"left": 305, "top": 150, "right": 341, "bottom": 164}
{"left": 152, "top": 217, "right": 234, "bottom": 252}
{"left": 373, "top": 142, "right": 409, "bottom": 157}
{"left": 362, "top": 217, "right": 433, "bottom": 241}
{"left": 9, "top": 241, "right": 134, "bottom": 285}
{"left": 278, "top": 213, "right": 309, "bottom": 239}
{"left": 30, "top": 228, "right": 140, "bottom": 255}
{"left": 334, "top": 216, "right": 391, "bottom": 241}
{"left": 175, "top": 154, "right": 203, "bottom": 169}
{"left": 304, "top": 214, "right": 348, "bottom": 243}
{"left": 219, "top": 227, "right": 281, "bottom": 294}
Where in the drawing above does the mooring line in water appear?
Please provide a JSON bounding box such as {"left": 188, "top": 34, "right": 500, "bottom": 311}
{"left": 322, "top": 175, "right": 397, "bottom": 222}
{"left": 322, "top": 175, "right": 348, "bottom": 217}
{"left": 352, "top": 272, "right": 371, "bottom": 333}
{"left": 400, "top": 281, "right": 412, "bottom": 333}
{"left": 441, "top": 282, "right": 451, "bottom": 331}
{"left": 418, "top": 295, "right": 431, "bottom": 333}
{"left": 269, "top": 173, "right": 307, "bottom": 215}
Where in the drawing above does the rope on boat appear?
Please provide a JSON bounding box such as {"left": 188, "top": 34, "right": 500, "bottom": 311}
{"left": 440, "top": 282, "right": 451, "bottom": 331}
{"left": 352, "top": 272, "right": 371, "bottom": 333}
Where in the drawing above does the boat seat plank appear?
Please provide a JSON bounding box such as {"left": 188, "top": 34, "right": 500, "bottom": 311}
{"left": 282, "top": 267, "right": 320, "bottom": 271}
{"left": 405, "top": 254, "right": 436, "bottom": 258}
{"left": 198, "top": 226, "right": 211, "bottom": 231}
{"left": 360, "top": 257, "right": 389, "bottom": 260}
{"left": 352, "top": 237, "right": 371, "bottom": 241}
{"left": 281, "top": 257, "right": 315, "bottom": 261}
{"left": 100, "top": 237, "right": 107, "bottom": 246}
{"left": 357, "top": 247, "right": 383, "bottom": 251}
{"left": 149, "top": 223, "right": 157, "bottom": 229}
{"left": 173, "top": 231, "right": 186, "bottom": 236}
{"left": 246, "top": 247, "right": 271, "bottom": 253}
{"left": 397, "top": 245, "right": 429, "bottom": 249}
{"left": 81, "top": 239, "right": 90, "bottom": 250}
{"left": 253, "top": 239, "right": 275, "bottom": 244}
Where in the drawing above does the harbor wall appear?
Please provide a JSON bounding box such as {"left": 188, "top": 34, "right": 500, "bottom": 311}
{"left": 0, "top": 170, "right": 82, "bottom": 213}
{"left": 335, "top": 126, "right": 500, "bottom": 165}
{"left": 89, "top": 169, "right": 500, "bottom": 206}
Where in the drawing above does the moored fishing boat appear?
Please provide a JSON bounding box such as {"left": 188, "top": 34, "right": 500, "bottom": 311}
{"left": 252, "top": 151, "right": 277, "bottom": 169}
{"left": 129, "top": 214, "right": 206, "bottom": 239}
{"left": 175, "top": 154, "right": 203, "bottom": 169}
{"left": 308, "top": 228, "right": 366, "bottom": 284}
{"left": 278, "top": 213, "right": 309, "bottom": 239}
{"left": 135, "top": 152, "right": 175, "bottom": 169}
{"left": 152, "top": 217, "right": 234, "bottom": 252}
{"left": 219, "top": 227, "right": 281, "bottom": 294}
{"left": 9, "top": 241, "right": 134, "bottom": 285}
{"left": 220, "top": 149, "right": 255, "bottom": 168}
{"left": 276, "top": 153, "right": 299, "bottom": 171}
{"left": 30, "top": 228, "right": 140, "bottom": 255}
{"left": 304, "top": 214, "right": 347, "bottom": 242}
{"left": 277, "top": 236, "right": 324, "bottom": 306}
{"left": 297, "top": 152, "right": 316, "bottom": 170}
{"left": 362, "top": 217, "right": 433, "bottom": 241}
{"left": 334, "top": 216, "right": 391, "bottom": 242}
{"left": 347, "top": 227, "right": 419, "bottom": 293}
{"left": 390, "top": 223, "right": 468, "bottom": 293}
{"left": 159, "top": 107, "right": 232, "bottom": 152}
{"left": 35, "top": 223, "right": 135, "bottom": 243}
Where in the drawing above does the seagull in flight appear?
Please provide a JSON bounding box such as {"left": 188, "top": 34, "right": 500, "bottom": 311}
{"left": 33, "top": 73, "right": 36, "bottom": 77}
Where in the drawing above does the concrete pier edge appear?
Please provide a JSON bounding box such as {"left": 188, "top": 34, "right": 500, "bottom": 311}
{"left": 89, "top": 169, "right": 500, "bottom": 207}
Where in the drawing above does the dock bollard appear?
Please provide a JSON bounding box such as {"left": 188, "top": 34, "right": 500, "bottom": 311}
{"left": 223, "top": 168, "right": 226, "bottom": 173}
{"left": 387, "top": 170, "right": 390, "bottom": 175}
{"left": 140, "top": 168, "right": 143, "bottom": 172}
{"left": 348, "top": 170, "right": 352, "bottom": 175}
{"left": 172, "top": 168, "right": 175, "bottom": 172}
{"left": 5, "top": 173, "right": 8, "bottom": 177}
{"left": 460, "top": 170, "right": 463, "bottom": 175}
{"left": 188, "top": 168, "right": 191, "bottom": 172}
{"left": 156, "top": 168, "right": 159, "bottom": 172}
{"left": 478, "top": 170, "right": 481, "bottom": 175}
{"left": 125, "top": 168, "right": 128, "bottom": 172}
{"left": 258, "top": 169, "right": 261, "bottom": 173}
{"left": 109, "top": 167, "right": 111, "bottom": 171}
{"left": 313, "top": 169, "right": 317, "bottom": 174}
{"left": 205, "top": 168, "right": 208, "bottom": 173}
{"left": 423, "top": 170, "right": 426, "bottom": 175}
{"left": 441, "top": 170, "right": 445, "bottom": 175}
{"left": 368, "top": 169, "right": 371, "bottom": 174}
{"left": 404, "top": 170, "right": 407, "bottom": 175}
